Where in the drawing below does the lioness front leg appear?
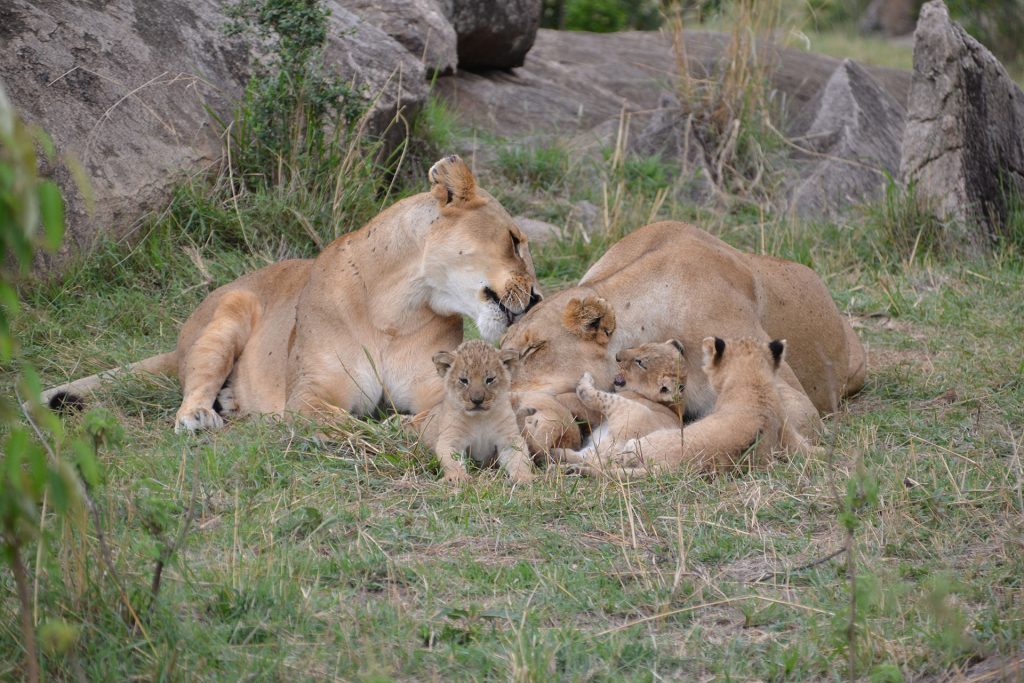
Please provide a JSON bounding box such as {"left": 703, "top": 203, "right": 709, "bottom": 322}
{"left": 497, "top": 437, "right": 535, "bottom": 484}
{"left": 176, "top": 290, "right": 260, "bottom": 433}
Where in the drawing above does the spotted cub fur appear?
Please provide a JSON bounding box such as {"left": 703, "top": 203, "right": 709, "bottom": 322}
{"left": 408, "top": 340, "right": 534, "bottom": 483}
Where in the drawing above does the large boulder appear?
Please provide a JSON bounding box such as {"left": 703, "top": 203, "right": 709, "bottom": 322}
{"left": 436, "top": 29, "right": 912, "bottom": 137}
{"left": 899, "top": 0, "right": 1024, "bottom": 248}
{"left": 345, "top": 0, "right": 457, "bottom": 77}
{"left": 0, "top": 0, "right": 425, "bottom": 272}
{"left": 788, "top": 60, "right": 906, "bottom": 219}
{"left": 439, "top": 0, "right": 542, "bottom": 70}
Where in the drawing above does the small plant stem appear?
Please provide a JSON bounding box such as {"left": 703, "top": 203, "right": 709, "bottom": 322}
{"left": 846, "top": 529, "right": 856, "bottom": 683}
{"left": 10, "top": 544, "right": 41, "bottom": 683}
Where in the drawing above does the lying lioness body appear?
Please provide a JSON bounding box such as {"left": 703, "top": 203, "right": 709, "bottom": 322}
{"left": 407, "top": 340, "right": 534, "bottom": 483}
{"left": 502, "top": 222, "right": 861, "bottom": 451}
{"left": 39, "top": 157, "right": 541, "bottom": 431}
{"left": 569, "top": 337, "right": 814, "bottom": 477}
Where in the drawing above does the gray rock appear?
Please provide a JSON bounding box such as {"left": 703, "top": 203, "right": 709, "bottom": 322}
{"left": 435, "top": 29, "right": 911, "bottom": 138}
{"left": 439, "top": 0, "right": 542, "bottom": 70}
{"left": 898, "top": 1, "right": 1024, "bottom": 248}
{"left": 0, "top": 0, "right": 425, "bottom": 272}
{"left": 513, "top": 216, "right": 563, "bottom": 245}
{"left": 860, "top": 0, "right": 921, "bottom": 37}
{"left": 629, "top": 93, "right": 716, "bottom": 204}
{"left": 788, "top": 60, "right": 906, "bottom": 219}
{"left": 345, "top": 0, "right": 457, "bottom": 77}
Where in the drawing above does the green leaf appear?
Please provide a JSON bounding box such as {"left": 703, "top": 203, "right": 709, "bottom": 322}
{"left": 72, "top": 438, "right": 101, "bottom": 488}
{"left": 47, "top": 469, "right": 70, "bottom": 514}
{"left": 37, "top": 180, "right": 64, "bottom": 250}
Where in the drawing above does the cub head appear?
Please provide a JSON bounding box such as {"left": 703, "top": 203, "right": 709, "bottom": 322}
{"left": 613, "top": 339, "right": 687, "bottom": 408}
{"left": 433, "top": 339, "right": 518, "bottom": 415}
{"left": 701, "top": 336, "right": 785, "bottom": 394}
{"left": 423, "top": 155, "right": 542, "bottom": 341}
{"left": 501, "top": 290, "right": 619, "bottom": 396}
{"left": 512, "top": 390, "right": 583, "bottom": 456}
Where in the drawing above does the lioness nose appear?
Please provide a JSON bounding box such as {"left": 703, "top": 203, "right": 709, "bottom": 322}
{"left": 525, "top": 288, "right": 542, "bottom": 312}
{"left": 613, "top": 374, "right": 626, "bottom": 387}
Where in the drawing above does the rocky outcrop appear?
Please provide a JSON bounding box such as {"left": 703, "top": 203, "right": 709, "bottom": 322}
{"left": 899, "top": 1, "right": 1024, "bottom": 248}
{"left": 439, "top": 0, "right": 542, "bottom": 70}
{"left": 860, "top": 0, "right": 921, "bottom": 37}
{"left": 345, "top": 0, "right": 457, "bottom": 76}
{"left": 628, "top": 94, "right": 715, "bottom": 203}
{"left": 436, "top": 29, "right": 912, "bottom": 137}
{"left": 0, "top": 0, "right": 425, "bottom": 271}
{"left": 788, "top": 60, "right": 906, "bottom": 218}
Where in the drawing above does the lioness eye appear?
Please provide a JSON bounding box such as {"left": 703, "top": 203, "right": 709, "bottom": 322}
{"left": 510, "top": 232, "right": 521, "bottom": 257}
{"left": 485, "top": 376, "right": 495, "bottom": 385}
{"left": 459, "top": 377, "right": 469, "bottom": 386}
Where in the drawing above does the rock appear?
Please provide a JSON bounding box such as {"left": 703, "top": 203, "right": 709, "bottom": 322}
{"left": 0, "top": 0, "right": 425, "bottom": 273}
{"left": 787, "top": 60, "right": 906, "bottom": 218}
{"left": 514, "top": 216, "right": 563, "bottom": 245}
{"left": 860, "top": 0, "right": 921, "bottom": 37}
{"left": 345, "top": 0, "right": 457, "bottom": 77}
{"left": 629, "top": 93, "right": 716, "bottom": 203}
{"left": 571, "top": 200, "right": 599, "bottom": 234}
{"left": 435, "top": 29, "right": 912, "bottom": 138}
{"left": 899, "top": 1, "right": 1024, "bottom": 248}
{"left": 439, "top": 0, "right": 542, "bottom": 70}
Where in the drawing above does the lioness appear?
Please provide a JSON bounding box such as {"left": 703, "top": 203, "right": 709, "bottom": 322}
{"left": 502, "top": 222, "right": 863, "bottom": 451}
{"left": 407, "top": 340, "right": 534, "bottom": 483}
{"left": 558, "top": 339, "right": 686, "bottom": 461}
{"left": 571, "top": 336, "right": 812, "bottom": 477}
{"left": 38, "top": 156, "right": 542, "bottom": 431}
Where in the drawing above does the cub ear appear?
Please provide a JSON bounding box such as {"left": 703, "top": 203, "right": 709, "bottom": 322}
{"left": 668, "top": 339, "right": 685, "bottom": 356}
{"left": 499, "top": 348, "right": 520, "bottom": 375}
{"left": 562, "top": 296, "right": 616, "bottom": 345}
{"left": 768, "top": 339, "right": 786, "bottom": 370}
{"left": 432, "top": 350, "right": 455, "bottom": 377}
{"left": 701, "top": 336, "right": 725, "bottom": 368}
{"left": 429, "top": 155, "right": 478, "bottom": 208}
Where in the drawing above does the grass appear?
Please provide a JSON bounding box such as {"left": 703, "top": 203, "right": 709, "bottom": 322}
{"left": 3, "top": 53, "right": 1024, "bottom": 683}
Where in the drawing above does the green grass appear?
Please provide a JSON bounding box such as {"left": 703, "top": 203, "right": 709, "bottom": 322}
{"left": 3, "top": 90, "right": 1024, "bottom": 682}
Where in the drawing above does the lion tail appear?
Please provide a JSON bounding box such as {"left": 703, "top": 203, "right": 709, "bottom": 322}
{"left": 34, "top": 351, "right": 179, "bottom": 413}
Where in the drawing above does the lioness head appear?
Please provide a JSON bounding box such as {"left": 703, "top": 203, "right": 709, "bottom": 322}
{"left": 433, "top": 339, "right": 518, "bottom": 415}
{"left": 702, "top": 336, "right": 785, "bottom": 394}
{"left": 501, "top": 290, "right": 619, "bottom": 395}
{"left": 422, "top": 155, "right": 542, "bottom": 341}
{"left": 614, "top": 339, "right": 686, "bottom": 408}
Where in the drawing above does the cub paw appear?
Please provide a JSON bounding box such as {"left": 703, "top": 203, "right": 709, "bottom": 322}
{"left": 576, "top": 372, "right": 596, "bottom": 399}
{"left": 175, "top": 406, "right": 225, "bottom": 433}
{"left": 442, "top": 467, "right": 471, "bottom": 484}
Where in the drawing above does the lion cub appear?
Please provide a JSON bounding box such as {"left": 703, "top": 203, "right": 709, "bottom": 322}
{"left": 557, "top": 340, "right": 686, "bottom": 462}
{"left": 410, "top": 340, "right": 535, "bottom": 484}
{"left": 576, "top": 336, "right": 812, "bottom": 477}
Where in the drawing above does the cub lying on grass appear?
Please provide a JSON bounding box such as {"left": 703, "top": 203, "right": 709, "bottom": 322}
{"left": 407, "top": 340, "right": 535, "bottom": 484}
{"left": 569, "top": 336, "right": 816, "bottom": 478}
{"left": 555, "top": 340, "right": 686, "bottom": 462}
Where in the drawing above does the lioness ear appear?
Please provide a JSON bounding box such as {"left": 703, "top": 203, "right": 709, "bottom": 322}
{"left": 499, "top": 348, "right": 519, "bottom": 375}
{"left": 429, "top": 154, "right": 478, "bottom": 208}
{"left": 562, "top": 296, "right": 616, "bottom": 345}
{"left": 768, "top": 339, "right": 786, "bottom": 370}
{"left": 702, "top": 336, "right": 725, "bottom": 368}
{"left": 432, "top": 350, "right": 455, "bottom": 377}
{"left": 668, "top": 339, "right": 685, "bottom": 356}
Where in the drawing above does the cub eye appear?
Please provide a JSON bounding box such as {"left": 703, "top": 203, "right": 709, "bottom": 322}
{"left": 660, "top": 386, "right": 670, "bottom": 393}
{"left": 485, "top": 375, "right": 496, "bottom": 385}
{"left": 459, "top": 377, "right": 469, "bottom": 386}
{"left": 635, "top": 359, "right": 646, "bottom": 369}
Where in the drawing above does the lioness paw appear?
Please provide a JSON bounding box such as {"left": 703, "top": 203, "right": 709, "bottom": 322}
{"left": 175, "top": 406, "right": 224, "bottom": 433}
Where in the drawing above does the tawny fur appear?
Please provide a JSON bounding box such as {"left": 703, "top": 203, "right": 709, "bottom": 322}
{"left": 572, "top": 337, "right": 816, "bottom": 478}
{"left": 406, "top": 340, "right": 534, "bottom": 484}
{"left": 36, "top": 156, "right": 541, "bottom": 434}
{"left": 502, "top": 221, "right": 864, "bottom": 453}
{"left": 555, "top": 340, "right": 687, "bottom": 462}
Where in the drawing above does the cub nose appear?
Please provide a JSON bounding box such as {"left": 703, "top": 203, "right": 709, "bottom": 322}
{"left": 470, "top": 394, "right": 485, "bottom": 406}
{"left": 613, "top": 374, "right": 626, "bottom": 387}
